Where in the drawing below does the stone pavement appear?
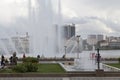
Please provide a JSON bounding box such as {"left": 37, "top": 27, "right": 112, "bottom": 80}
{"left": 0, "top": 77, "right": 120, "bottom": 80}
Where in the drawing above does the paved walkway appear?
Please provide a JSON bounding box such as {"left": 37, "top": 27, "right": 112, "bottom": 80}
{"left": 62, "top": 52, "right": 104, "bottom": 71}
{"left": 0, "top": 77, "right": 120, "bottom": 80}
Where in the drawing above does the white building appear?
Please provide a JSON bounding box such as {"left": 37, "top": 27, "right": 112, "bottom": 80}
{"left": 100, "top": 40, "right": 109, "bottom": 47}
{"left": 87, "top": 34, "right": 104, "bottom": 45}
{"left": 0, "top": 33, "right": 30, "bottom": 55}
{"left": 97, "top": 35, "right": 104, "bottom": 42}
{"left": 87, "top": 35, "right": 97, "bottom": 45}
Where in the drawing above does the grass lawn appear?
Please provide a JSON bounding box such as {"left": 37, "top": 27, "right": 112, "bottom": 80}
{"left": 106, "top": 63, "right": 120, "bottom": 68}
{"left": 37, "top": 63, "right": 65, "bottom": 73}
{"left": 0, "top": 63, "right": 66, "bottom": 73}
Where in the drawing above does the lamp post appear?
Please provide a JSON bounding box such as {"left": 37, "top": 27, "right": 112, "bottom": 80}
{"left": 64, "top": 46, "right": 67, "bottom": 58}
{"left": 76, "top": 35, "right": 80, "bottom": 59}
{"left": 97, "top": 48, "right": 100, "bottom": 70}
{"left": 95, "top": 48, "right": 104, "bottom": 76}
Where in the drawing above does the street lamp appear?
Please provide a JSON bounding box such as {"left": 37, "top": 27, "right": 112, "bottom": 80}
{"left": 64, "top": 46, "right": 67, "bottom": 58}
{"left": 76, "top": 35, "right": 80, "bottom": 58}
{"left": 97, "top": 48, "right": 101, "bottom": 70}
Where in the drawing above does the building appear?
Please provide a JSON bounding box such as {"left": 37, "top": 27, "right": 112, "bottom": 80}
{"left": 106, "top": 36, "right": 115, "bottom": 42}
{"left": 0, "top": 33, "right": 30, "bottom": 55}
{"left": 87, "top": 34, "right": 104, "bottom": 45}
{"left": 63, "top": 23, "right": 75, "bottom": 40}
{"left": 97, "top": 35, "right": 104, "bottom": 42}
{"left": 12, "top": 34, "right": 29, "bottom": 54}
{"left": 87, "top": 35, "right": 97, "bottom": 45}
{"left": 99, "top": 40, "right": 109, "bottom": 47}
{"left": 109, "top": 42, "right": 120, "bottom": 48}
{"left": 98, "top": 36, "right": 120, "bottom": 49}
{"left": 106, "top": 36, "right": 120, "bottom": 42}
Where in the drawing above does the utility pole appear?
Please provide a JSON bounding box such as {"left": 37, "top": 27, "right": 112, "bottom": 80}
{"left": 97, "top": 48, "right": 100, "bottom": 70}
{"left": 64, "top": 46, "right": 67, "bottom": 58}
{"left": 76, "top": 35, "right": 80, "bottom": 58}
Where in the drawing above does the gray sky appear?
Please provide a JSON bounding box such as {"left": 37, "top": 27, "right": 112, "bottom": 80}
{"left": 0, "top": 0, "right": 120, "bottom": 38}
{"left": 61, "top": 0, "right": 120, "bottom": 38}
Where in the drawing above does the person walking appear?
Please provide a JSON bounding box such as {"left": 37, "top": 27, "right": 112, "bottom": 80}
{"left": 1, "top": 55, "right": 5, "bottom": 68}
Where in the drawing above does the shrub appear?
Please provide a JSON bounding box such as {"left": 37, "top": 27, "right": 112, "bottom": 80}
{"left": 12, "top": 63, "right": 38, "bottom": 72}
{"left": 23, "top": 57, "right": 39, "bottom": 63}
{"left": 0, "top": 69, "right": 13, "bottom": 73}
{"left": 12, "top": 64, "right": 27, "bottom": 73}
{"left": 12, "top": 57, "right": 39, "bottom": 73}
{"left": 24, "top": 63, "right": 38, "bottom": 72}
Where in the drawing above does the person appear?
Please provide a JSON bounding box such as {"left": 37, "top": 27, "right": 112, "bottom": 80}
{"left": 62, "top": 54, "right": 66, "bottom": 59}
{"left": 95, "top": 53, "right": 101, "bottom": 64}
{"left": 23, "top": 53, "right": 26, "bottom": 58}
{"left": 1, "top": 55, "right": 5, "bottom": 68}
{"left": 37, "top": 55, "right": 40, "bottom": 59}
{"left": 9, "top": 56, "right": 13, "bottom": 65}
{"left": 12, "top": 52, "right": 18, "bottom": 65}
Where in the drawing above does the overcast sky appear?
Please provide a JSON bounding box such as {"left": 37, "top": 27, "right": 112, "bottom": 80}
{"left": 0, "top": 0, "right": 120, "bottom": 39}
{"left": 61, "top": 0, "right": 120, "bottom": 38}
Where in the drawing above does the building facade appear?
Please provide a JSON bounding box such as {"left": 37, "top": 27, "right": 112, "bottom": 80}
{"left": 87, "top": 34, "right": 104, "bottom": 45}
{"left": 97, "top": 35, "right": 104, "bottom": 42}
{"left": 87, "top": 35, "right": 97, "bottom": 45}
{"left": 0, "top": 33, "right": 30, "bottom": 55}
{"left": 63, "top": 23, "right": 75, "bottom": 40}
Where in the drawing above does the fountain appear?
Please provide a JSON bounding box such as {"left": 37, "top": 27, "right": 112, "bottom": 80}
{"left": 0, "top": 0, "right": 114, "bottom": 72}
{"left": 0, "top": 0, "right": 68, "bottom": 59}
{"left": 61, "top": 36, "right": 100, "bottom": 71}
{"left": 0, "top": 0, "right": 64, "bottom": 58}
{"left": 27, "top": 0, "right": 64, "bottom": 57}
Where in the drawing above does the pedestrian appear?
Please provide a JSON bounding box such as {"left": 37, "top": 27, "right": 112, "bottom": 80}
{"left": 23, "top": 53, "right": 26, "bottom": 58}
{"left": 37, "top": 55, "right": 40, "bottom": 59}
{"left": 95, "top": 53, "right": 101, "bottom": 64}
{"left": 9, "top": 56, "right": 13, "bottom": 65}
{"left": 12, "top": 52, "right": 18, "bottom": 65}
{"left": 1, "top": 55, "right": 5, "bottom": 68}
